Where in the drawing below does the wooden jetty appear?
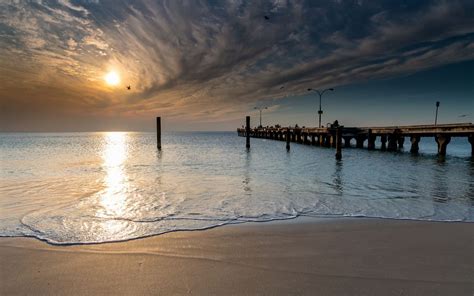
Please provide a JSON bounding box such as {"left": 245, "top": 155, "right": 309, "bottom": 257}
{"left": 237, "top": 122, "right": 474, "bottom": 157}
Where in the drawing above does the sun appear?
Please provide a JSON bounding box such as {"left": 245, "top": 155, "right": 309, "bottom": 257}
{"left": 105, "top": 71, "right": 120, "bottom": 86}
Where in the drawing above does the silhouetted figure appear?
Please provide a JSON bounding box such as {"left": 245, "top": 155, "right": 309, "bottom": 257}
{"left": 295, "top": 124, "right": 299, "bottom": 128}
{"left": 331, "top": 120, "right": 339, "bottom": 128}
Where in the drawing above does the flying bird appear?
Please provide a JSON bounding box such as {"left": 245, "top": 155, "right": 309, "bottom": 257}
{"left": 264, "top": 15, "right": 270, "bottom": 20}
{"left": 458, "top": 114, "right": 470, "bottom": 118}
{"left": 279, "top": 86, "right": 285, "bottom": 89}
{"left": 126, "top": 85, "right": 131, "bottom": 90}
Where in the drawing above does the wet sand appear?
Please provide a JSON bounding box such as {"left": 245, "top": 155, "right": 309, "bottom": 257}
{"left": 0, "top": 218, "right": 473, "bottom": 295}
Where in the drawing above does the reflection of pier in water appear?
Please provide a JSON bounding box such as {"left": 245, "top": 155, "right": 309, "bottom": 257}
{"left": 238, "top": 122, "right": 474, "bottom": 158}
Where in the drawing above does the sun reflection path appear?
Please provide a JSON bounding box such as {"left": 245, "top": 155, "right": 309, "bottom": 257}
{"left": 99, "top": 132, "right": 128, "bottom": 219}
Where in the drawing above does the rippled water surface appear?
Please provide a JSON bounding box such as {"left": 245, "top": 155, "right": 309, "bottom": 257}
{"left": 1, "top": 132, "right": 473, "bottom": 244}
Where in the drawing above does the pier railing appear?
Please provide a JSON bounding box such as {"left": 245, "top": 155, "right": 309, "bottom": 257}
{"left": 237, "top": 122, "right": 474, "bottom": 157}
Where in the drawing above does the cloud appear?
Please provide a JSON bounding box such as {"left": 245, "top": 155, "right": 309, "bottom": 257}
{"left": 0, "top": 0, "right": 473, "bottom": 130}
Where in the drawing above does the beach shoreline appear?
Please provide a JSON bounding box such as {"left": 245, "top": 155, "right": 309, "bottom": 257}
{"left": 1, "top": 217, "right": 472, "bottom": 295}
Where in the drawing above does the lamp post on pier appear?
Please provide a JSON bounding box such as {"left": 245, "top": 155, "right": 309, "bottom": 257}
{"left": 435, "top": 101, "right": 440, "bottom": 126}
{"left": 254, "top": 106, "right": 268, "bottom": 128}
{"left": 307, "top": 88, "right": 334, "bottom": 128}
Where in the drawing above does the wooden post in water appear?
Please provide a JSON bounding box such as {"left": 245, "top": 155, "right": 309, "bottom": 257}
{"left": 156, "top": 117, "right": 162, "bottom": 150}
{"left": 246, "top": 116, "right": 250, "bottom": 149}
{"left": 286, "top": 128, "right": 291, "bottom": 151}
{"left": 335, "top": 127, "right": 342, "bottom": 160}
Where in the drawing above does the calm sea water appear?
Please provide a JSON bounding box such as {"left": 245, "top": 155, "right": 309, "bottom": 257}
{"left": 1, "top": 132, "right": 473, "bottom": 244}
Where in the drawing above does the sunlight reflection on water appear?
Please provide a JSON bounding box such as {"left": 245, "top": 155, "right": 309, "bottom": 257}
{"left": 99, "top": 132, "right": 128, "bottom": 218}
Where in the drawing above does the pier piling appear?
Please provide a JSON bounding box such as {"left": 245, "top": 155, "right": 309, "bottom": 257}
{"left": 435, "top": 134, "right": 451, "bottom": 156}
{"left": 468, "top": 134, "right": 474, "bottom": 156}
{"left": 156, "top": 117, "right": 162, "bottom": 150}
{"left": 380, "top": 135, "right": 387, "bottom": 151}
{"left": 246, "top": 116, "right": 250, "bottom": 149}
{"left": 335, "top": 127, "right": 342, "bottom": 160}
{"left": 367, "top": 130, "right": 376, "bottom": 150}
{"left": 387, "top": 134, "right": 398, "bottom": 151}
{"left": 343, "top": 136, "right": 352, "bottom": 148}
{"left": 286, "top": 128, "right": 290, "bottom": 151}
{"left": 398, "top": 137, "right": 405, "bottom": 150}
{"left": 356, "top": 135, "right": 365, "bottom": 149}
{"left": 410, "top": 136, "right": 420, "bottom": 154}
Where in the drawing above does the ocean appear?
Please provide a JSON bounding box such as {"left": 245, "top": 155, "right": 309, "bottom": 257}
{"left": 1, "top": 132, "right": 473, "bottom": 244}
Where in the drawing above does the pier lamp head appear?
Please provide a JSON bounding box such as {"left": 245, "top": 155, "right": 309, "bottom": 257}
{"left": 436, "top": 101, "right": 440, "bottom": 107}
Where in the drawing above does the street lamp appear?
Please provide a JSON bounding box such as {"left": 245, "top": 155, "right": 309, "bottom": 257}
{"left": 307, "top": 88, "right": 334, "bottom": 128}
{"left": 435, "top": 101, "right": 440, "bottom": 126}
{"left": 254, "top": 106, "right": 268, "bottom": 128}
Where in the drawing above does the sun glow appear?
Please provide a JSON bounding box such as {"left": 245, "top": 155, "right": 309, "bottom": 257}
{"left": 105, "top": 71, "right": 120, "bottom": 86}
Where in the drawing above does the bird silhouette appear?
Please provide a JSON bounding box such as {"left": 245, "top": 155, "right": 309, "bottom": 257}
{"left": 264, "top": 15, "right": 270, "bottom": 20}
{"left": 126, "top": 85, "right": 131, "bottom": 90}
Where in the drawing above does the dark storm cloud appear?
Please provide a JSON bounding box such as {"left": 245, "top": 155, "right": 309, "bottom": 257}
{"left": 0, "top": 0, "right": 473, "bottom": 130}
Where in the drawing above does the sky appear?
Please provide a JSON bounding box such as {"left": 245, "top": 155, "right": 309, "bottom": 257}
{"left": 0, "top": 0, "right": 473, "bottom": 132}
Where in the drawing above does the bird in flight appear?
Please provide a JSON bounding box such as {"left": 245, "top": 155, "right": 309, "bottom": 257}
{"left": 264, "top": 15, "right": 270, "bottom": 20}
{"left": 126, "top": 85, "right": 131, "bottom": 90}
{"left": 458, "top": 114, "right": 470, "bottom": 118}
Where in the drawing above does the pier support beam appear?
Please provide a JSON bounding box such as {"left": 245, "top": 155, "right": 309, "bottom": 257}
{"left": 311, "top": 135, "right": 317, "bottom": 146}
{"left": 380, "top": 135, "right": 387, "bottom": 151}
{"left": 468, "top": 134, "right": 474, "bottom": 156}
{"left": 367, "top": 130, "right": 376, "bottom": 150}
{"left": 156, "top": 117, "right": 162, "bottom": 150}
{"left": 246, "top": 116, "right": 250, "bottom": 149}
{"left": 410, "top": 136, "right": 420, "bottom": 154}
{"left": 435, "top": 134, "right": 451, "bottom": 156}
{"left": 335, "top": 127, "right": 342, "bottom": 160}
{"left": 343, "top": 136, "right": 352, "bottom": 148}
{"left": 286, "top": 129, "right": 290, "bottom": 151}
{"left": 319, "top": 135, "right": 324, "bottom": 147}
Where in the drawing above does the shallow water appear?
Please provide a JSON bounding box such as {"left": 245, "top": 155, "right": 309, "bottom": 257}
{"left": 0, "top": 132, "right": 473, "bottom": 244}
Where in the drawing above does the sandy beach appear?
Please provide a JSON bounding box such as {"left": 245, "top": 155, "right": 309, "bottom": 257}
{"left": 0, "top": 217, "right": 472, "bottom": 295}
